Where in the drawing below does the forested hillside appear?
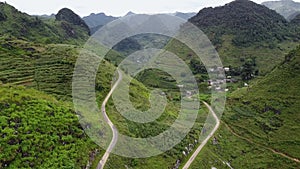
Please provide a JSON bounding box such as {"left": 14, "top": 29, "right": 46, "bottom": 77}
{"left": 0, "top": 85, "right": 103, "bottom": 168}
{"left": 0, "top": 2, "right": 89, "bottom": 44}
{"left": 188, "top": 0, "right": 300, "bottom": 75}
{"left": 0, "top": 1, "right": 299, "bottom": 168}
{"left": 0, "top": 3, "right": 113, "bottom": 168}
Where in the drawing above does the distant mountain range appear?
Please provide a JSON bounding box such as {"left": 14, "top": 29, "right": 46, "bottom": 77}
{"left": 82, "top": 11, "right": 196, "bottom": 34}
{"left": 82, "top": 12, "right": 118, "bottom": 34}
{"left": 262, "top": 0, "right": 300, "bottom": 20}
{"left": 36, "top": 13, "right": 55, "bottom": 19}
{"left": 173, "top": 12, "right": 197, "bottom": 20}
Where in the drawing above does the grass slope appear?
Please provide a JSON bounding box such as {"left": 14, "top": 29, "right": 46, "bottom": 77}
{"left": 0, "top": 85, "right": 104, "bottom": 168}
{"left": 0, "top": 36, "right": 115, "bottom": 101}
{"left": 0, "top": 2, "right": 89, "bottom": 45}
{"left": 189, "top": 46, "right": 300, "bottom": 168}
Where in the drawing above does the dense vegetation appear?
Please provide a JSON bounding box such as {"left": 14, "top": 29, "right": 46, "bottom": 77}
{"left": 190, "top": 46, "right": 300, "bottom": 168}
{"left": 0, "top": 5, "right": 117, "bottom": 167}
{"left": 189, "top": 0, "right": 295, "bottom": 47}
{"left": 0, "top": 14, "right": 207, "bottom": 169}
{"left": 0, "top": 36, "right": 116, "bottom": 100}
{"left": 0, "top": 2, "right": 89, "bottom": 45}
{"left": 0, "top": 1, "right": 300, "bottom": 169}
{"left": 0, "top": 85, "right": 103, "bottom": 168}
{"left": 0, "top": 36, "right": 119, "bottom": 168}
{"left": 187, "top": 0, "right": 300, "bottom": 76}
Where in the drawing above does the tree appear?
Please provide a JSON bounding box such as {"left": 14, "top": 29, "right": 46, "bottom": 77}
{"left": 241, "top": 58, "right": 256, "bottom": 81}
{"left": 190, "top": 58, "right": 206, "bottom": 74}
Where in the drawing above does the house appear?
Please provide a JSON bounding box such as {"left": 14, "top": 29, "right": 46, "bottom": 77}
{"left": 177, "top": 84, "right": 184, "bottom": 88}
{"left": 224, "top": 67, "right": 230, "bottom": 72}
{"left": 209, "top": 68, "right": 215, "bottom": 72}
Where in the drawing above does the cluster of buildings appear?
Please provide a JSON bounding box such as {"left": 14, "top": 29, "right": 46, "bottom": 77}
{"left": 207, "top": 67, "right": 237, "bottom": 92}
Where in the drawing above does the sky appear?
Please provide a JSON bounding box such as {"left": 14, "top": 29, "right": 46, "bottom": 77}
{"left": 0, "top": 0, "right": 299, "bottom": 17}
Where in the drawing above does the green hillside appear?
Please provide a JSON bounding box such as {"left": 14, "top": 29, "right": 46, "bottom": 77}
{"left": 0, "top": 85, "right": 104, "bottom": 168}
{"left": 0, "top": 22, "right": 207, "bottom": 169}
{"left": 189, "top": 0, "right": 293, "bottom": 47}
{"left": 0, "top": 36, "right": 115, "bottom": 101}
{"left": 0, "top": 2, "right": 89, "bottom": 44}
{"left": 188, "top": 0, "right": 300, "bottom": 75}
{"left": 189, "top": 46, "right": 300, "bottom": 168}
{"left": 0, "top": 1, "right": 299, "bottom": 169}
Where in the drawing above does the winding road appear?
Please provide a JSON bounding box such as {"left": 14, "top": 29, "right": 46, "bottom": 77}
{"left": 96, "top": 70, "right": 122, "bottom": 169}
{"left": 182, "top": 101, "right": 221, "bottom": 169}
{"left": 96, "top": 74, "right": 298, "bottom": 169}
{"left": 96, "top": 70, "right": 220, "bottom": 169}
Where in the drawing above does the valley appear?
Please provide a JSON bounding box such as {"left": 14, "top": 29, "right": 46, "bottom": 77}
{"left": 0, "top": 0, "right": 299, "bottom": 169}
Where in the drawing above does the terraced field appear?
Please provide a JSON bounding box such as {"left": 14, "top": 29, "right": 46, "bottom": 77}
{"left": 0, "top": 38, "right": 116, "bottom": 100}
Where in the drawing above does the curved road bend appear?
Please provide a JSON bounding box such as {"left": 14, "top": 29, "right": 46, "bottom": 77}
{"left": 97, "top": 74, "right": 220, "bottom": 169}
{"left": 97, "top": 70, "right": 122, "bottom": 169}
{"left": 182, "top": 101, "right": 221, "bottom": 169}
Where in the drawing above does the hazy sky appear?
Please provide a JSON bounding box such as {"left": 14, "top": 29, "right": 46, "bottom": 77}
{"left": 1, "top": 0, "right": 299, "bottom": 17}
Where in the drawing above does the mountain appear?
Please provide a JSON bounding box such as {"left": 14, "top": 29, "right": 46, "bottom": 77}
{"left": 82, "top": 12, "right": 118, "bottom": 34}
{"left": 125, "top": 11, "right": 135, "bottom": 16}
{"left": 55, "top": 8, "right": 90, "bottom": 36}
{"left": 83, "top": 11, "right": 196, "bottom": 34}
{"left": 35, "top": 14, "right": 55, "bottom": 19}
{"left": 56, "top": 8, "right": 89, "bottom": 29}
{"left": 186, "top": 0, "right": 300, "bottom": 75}
{"left": 174, "top": 12, "right": 196, "bottom": 20}
{"left": 190, "top": 45, "right": 300, "bottom": 168}
{"left": 0, "top": 4, "right": 206, "bottom": 168}
{"left": 0, "top": 2, "right": 89, "bottom": 44}
{"left": 0, "top": 2, "right": 56, "bottom": 43}
{"left": 0, "top": 17, "right": 116, "bottom": 167}
{"left": 224, "top": 45, "right": 300, "bottom": 167}
{"left": 190, "top": 0, "right": 291, "bottom": 46}
{"left": 287, "top": 11, "right": 300, "bottom": 21}
{"left": 0, "top": 1, "right": 299, "bottom": 169}
{"left": 262, "top": 0, "right": 300, "bottom": 20}
{"left": 290, "top": 13, "right": 300, "bottom": 24}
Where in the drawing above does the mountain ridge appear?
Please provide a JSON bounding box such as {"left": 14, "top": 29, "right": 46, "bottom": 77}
{"left": 189, "top": 0, "right": 290, "bottom": 46}
{"left": 0, "top": 2, "right": 89, "bottom": 44}
{"left": 262, "top": 0, "right": 300, "bottom": 20}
